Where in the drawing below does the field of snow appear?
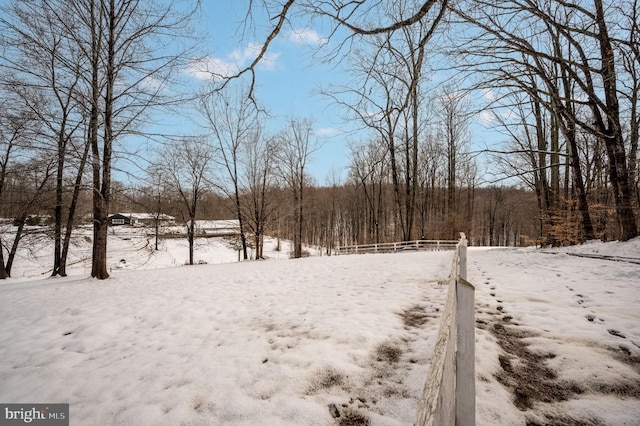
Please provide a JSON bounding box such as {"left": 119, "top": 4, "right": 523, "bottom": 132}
{"left": 3, "top": 226, "right": 294, "bottom": 279}
{"left": 0, "top": 229, "right": 639, "bottom": 425}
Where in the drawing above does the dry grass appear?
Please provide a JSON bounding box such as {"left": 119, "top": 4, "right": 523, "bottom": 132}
{"left": 374, "top": 341, "right": 403, "bottom": 363}
{"left": 397, "top": 304, "right": 434, "bottom": 327}
{"left": 307, "top": 367, "right": 347, "bottom": 395}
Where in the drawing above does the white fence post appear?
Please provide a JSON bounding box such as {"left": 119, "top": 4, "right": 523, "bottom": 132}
{"left": 456, "top": 233, "right": 474, "bottom": 426}
{"left": 458, "top": 233, "right": 467, "bottom": 281}
{"left": 455, "top": 277, "right": 475, "bottom": 425}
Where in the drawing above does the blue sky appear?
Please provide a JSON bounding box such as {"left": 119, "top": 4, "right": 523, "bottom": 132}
{"left": 178, "top": 3, "right": 356, "bottom": 184}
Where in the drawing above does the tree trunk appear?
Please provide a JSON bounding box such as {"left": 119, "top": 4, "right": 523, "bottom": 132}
{"left": 0, "top": 246, "right": 7, "bottom": 279}
{"left": 5, "top": 213, "right": 27, "bottom": 276}
{"left": 594, "top": 0, "right": 638, "bottom": 240}
{"left": 188, "top": 219, "right": 195, "bottom": 265}
{"left": 409, "top": 85, "right": 419, "bottom": 241}
{"left": 59, "top": 137, "right": 91, "bottom": 277}
{"left": 233, "top": 182, "right": 248, "bottom": 260}
{"left": 387, "top": 132, "right": 406, "bottom": 240}
{"left": 52, "top": 146, "right": 64, "bottom": 276}
{"left": 155, "top": 214, "right": 159, "bottom": 251}
{"left": 565, "top": 123, "right": 595, "bottom": 241}
{"left": 293, "top": 184, "right": 302, "bottom": 258}
{"left": 254, "top": 232, "right": 261, "bottom": 259}
{"left": 298, "top": 181, "right": 303, "bottom": 257}
{"left": 90, "top": 0, "right": 109, "bottom": 279}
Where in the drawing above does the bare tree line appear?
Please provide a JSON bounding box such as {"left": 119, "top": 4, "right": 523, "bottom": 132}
{"left": 450, "top": 0, "right": 639, "bottom": 244}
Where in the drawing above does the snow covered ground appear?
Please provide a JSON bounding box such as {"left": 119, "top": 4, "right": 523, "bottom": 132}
{"left": 0, "top": 230, "right": 639, "bottom": 425}
{"left": 3, "top": 226, "right": 294, "bottom": 279}
{"left": 471, "top": 240, "right": 640, "bottom": 426}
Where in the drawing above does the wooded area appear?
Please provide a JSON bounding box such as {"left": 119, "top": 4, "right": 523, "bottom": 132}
{"left": 1, "top": 0, "right": 638, "bottom": 279}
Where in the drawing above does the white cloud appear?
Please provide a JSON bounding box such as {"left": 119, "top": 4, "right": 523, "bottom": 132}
{"left": 482, "top": 88, "right": 497, "bottom": 102}
{"left": 141, "top": 76, "right": 163, "bottom": 91}
{"left": 183, "top": 43, "right": 280, "bottom": 81}
{"left": 477, "top": 110, "right": 495, "bottom": 125}
{"left": 363, "top": 109, "right": 384, "bottom": 121}
{"left": 315, "top": 127, "right": 342, "bottom": 137}
{"left": 477, "top": 107, "right": 517, "bottom": 125}
{"left": 287, "top": 29, "right": 328, "bottom": 46}
{"left": 183, "top": 57, "right": 237, "bottom": 80}
{"left": 230, "top": 43, "right": 280, "bottom": 70}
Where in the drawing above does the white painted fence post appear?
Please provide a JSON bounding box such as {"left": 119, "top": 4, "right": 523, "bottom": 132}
{"left": 455, "top": 232, "right": 474, "bottom": 426}
{"left": 459, "top": 233, "right": 467, "bottom": 281}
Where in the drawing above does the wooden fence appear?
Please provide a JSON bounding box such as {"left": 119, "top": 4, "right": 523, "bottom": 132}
{"left": 335, "top": 240, "right": 459, "bottom": 255}
{"left": 414, "top": 233, "right": 475, "bottom": 426}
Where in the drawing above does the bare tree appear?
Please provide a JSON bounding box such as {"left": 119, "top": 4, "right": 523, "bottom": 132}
{"left": 158, "top": 137, "right": 215, "bottom": 265}
{"left": 144, "top": 167, "right": 171, "bottom": 251}
{"left": 324, "top": 43, "right": 407, "bottom": 240}
{"left": 274, "top": 117, "right": 319, "bottom": 258}
{"left": 435, "top": 85, "right": 472, "bottom": 239}
{"left": 4, "top": 159, "right": 56, "bottom": 276}
{"left": 416, "top": 132, "right": 445, "bottom": 239}
{"left": 348, "top": 139, "right": 389, "bottom": 244}
{"left": 240, "top": 133, "right": 278, "bottom": 259}
{"left": 0, "top": 101, "right": 55, "bottom": 277}
{"left": 0, "top": 0, "right": 90, "bottom": 277}
{"left": 321, "top": 1, "right": 441, "bottom": 241}
{"left": 0, "top": 99, "right": 46, "bottom": 278}
{"left": 201, "top": 85, "right": 262, "bottom": 260}
{"left": 62, "top": 0, "right": 199, "bottom": 279}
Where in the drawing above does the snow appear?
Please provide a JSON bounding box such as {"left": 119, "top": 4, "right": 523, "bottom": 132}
{"left": 3, "top": 226, "right": 291, "bottom": 279}
{"left": 1, "top": 231, "right": 639, "bottom": 425}
{"left": 470, "top": 239, "right": 640, "bottom": 425}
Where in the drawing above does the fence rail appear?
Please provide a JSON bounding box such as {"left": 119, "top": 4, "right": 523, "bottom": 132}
{"left": 415, "top": 233, "right": 475, "bottom": 426}
{"left": 335, "top": 240, "right": 459, "bottom": 255}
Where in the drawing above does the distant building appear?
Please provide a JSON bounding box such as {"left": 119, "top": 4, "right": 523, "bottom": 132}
{"left": 108, "top": 213, "right": 131, "bottom": 226}
{"left": 108, "top": 213, "right": 175, "bottom": 227}
{"left": 187, "top": 219, "right": 241, "bottom": 236}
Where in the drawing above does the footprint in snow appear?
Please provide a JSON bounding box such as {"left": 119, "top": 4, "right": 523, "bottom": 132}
{"left": 608, "top": 329, "right": 626, "bottom": 339}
